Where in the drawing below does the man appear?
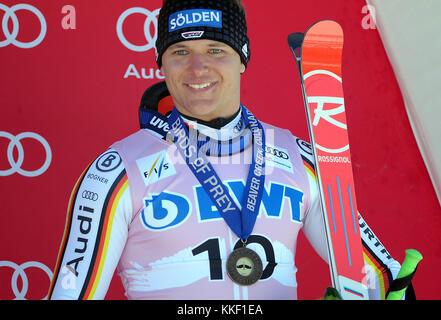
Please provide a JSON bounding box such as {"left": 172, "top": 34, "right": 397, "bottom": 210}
{"left": 48, "top": 0, "right": 400, "bottom": 299}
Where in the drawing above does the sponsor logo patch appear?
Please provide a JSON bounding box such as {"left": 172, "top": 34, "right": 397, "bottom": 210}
{"left": 265, "top": 144, "right": 294, "bottom": 173}
{"left": 181, "top": 30, "right": 205, "bottom": 39}
{"left": 169, "top": 9, "right": 222, "bottom": 32}
{"left": 136, "top": 151, "right": 176, "bottom": 186}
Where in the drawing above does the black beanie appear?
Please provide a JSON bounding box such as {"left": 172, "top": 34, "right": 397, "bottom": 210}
{"left": 155, "top": 0, "right": 250, "bottom": 69}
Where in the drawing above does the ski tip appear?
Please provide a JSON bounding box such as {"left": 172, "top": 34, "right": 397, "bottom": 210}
{"left": 308, "top": 20, "right": 343, "bottom": 38}
{"left": 301, "top": 19, "right": 344, "bottom": 76}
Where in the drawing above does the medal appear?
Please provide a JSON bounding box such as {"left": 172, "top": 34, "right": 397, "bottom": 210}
{"left": 168, "top": 105, "right": 267, "bottom": 286}
{"left": 227, "top": 246, "right": 263, "bottom": 286}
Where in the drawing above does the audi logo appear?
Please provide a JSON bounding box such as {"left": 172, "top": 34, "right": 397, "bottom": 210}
{"left": 82, "top": 190, "right": 99, "bottom": 201}
{"left": 116, "top": 7, "right": 160, "bottom": 52}
{"left": 266, "top": 146, "right": 289, "bottom": 160}
{"left": 0, "top": 260, "right": 53, "bottom": 300}
{"left": 0, "top": 3, "right": 47, "bottom": 48}
{"left": 0, "top": 131, "right": 52, "bottom": 177}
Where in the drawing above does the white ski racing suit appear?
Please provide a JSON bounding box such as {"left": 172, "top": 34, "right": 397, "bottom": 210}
{"left": 48, "top": 85, "right": 400, "bottom": 300}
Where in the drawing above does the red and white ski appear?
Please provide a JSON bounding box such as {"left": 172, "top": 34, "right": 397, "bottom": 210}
{"left": 288, "top": 20, "right": 369, "bottom": 300}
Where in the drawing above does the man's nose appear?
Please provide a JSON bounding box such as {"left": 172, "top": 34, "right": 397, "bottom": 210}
{"left": 188, "top": 53, "right": 209, "bottom": 76}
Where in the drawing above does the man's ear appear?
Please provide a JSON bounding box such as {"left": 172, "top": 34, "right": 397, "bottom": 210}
{"left": 240, "top": 63, "right": 246, "bottom": 74}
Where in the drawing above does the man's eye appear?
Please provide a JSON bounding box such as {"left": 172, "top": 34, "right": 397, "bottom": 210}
{"left": 209, "top": 49, "right": 223, "bottom": 54}
{"left": 174, "top": 50, "right": 188, "bottom": 55}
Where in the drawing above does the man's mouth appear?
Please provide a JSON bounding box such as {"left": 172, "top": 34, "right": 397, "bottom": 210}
{"left": 186, "top": 82, "right": 215, "bottom": 90}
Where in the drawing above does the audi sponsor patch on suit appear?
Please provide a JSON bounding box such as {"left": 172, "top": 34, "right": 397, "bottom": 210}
{"left": 136, "top": 151, "right": 176, "bottom": 187}
{"left": 52, "top": 148, "right": 128, "bottom": 299}
{"left": 81, "top": 190, "right": 99, "bottom": 201}
{"left": 265, "top": 144, "right": 293, "bottom": 173}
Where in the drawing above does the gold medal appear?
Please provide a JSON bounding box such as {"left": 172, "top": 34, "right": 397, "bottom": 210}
{"left": 226, "top": 247, "right": 263, "bottom": 286}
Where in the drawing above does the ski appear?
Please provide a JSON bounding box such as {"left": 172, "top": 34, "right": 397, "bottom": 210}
{"left": 287, "top": 20, "right": 369, "bottom": 300}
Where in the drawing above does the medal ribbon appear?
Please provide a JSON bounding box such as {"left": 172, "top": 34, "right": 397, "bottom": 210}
{"left": 167, "top": 105, "right": 265, "bottom": 240}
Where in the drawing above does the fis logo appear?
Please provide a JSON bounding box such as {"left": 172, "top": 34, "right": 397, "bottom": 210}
{"left": 137, "top": 151, "right": 176, "bottom": 186}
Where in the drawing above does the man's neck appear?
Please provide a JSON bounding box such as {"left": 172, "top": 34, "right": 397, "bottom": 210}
{"left": 179, "top": 108, "right": 245, "bottom": 142}
{"left": 178, "top": 108, "right": 241, "bottom": 130}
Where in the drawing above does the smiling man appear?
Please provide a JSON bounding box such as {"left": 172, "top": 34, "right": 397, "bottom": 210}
{"left": 156, "top": 0, "right": 250, "bottom": 126}
{"left": 161, "top": 40, "right": 244, "bottom": 122}
{"left": 49, "top": 0, "right": 404, "bottom": 300}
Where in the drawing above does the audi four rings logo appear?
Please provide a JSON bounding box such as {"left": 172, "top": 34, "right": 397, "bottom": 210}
{"left": 0, "top": 261, "right": 53, "bottom": 300}
{"left": 116, "top": 7, "right": 160, "bottom": 52}
{"left": 0, "top": 131, "right": 52, "bottom": 177}
{"left": 0, "top": 3, "right": 47, "bottom": 48}
{"left": 266, "top": 146, "right": 289, "bottom": 160}
{"left": 82, "top": 190, "right": 99, "bottom": 201}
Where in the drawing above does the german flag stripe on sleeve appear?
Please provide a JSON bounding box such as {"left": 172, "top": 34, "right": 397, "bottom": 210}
{"left": 362, "top": 239, "right": 394, "bottom": 300}
{"left": 79, "top": 170, "right": 128, "bottom": 299}
{"left": 301, "top": 154, "right": 316, "bottom": 181}
{"left": 47, "top": 162, "right": 92, "bottom": 299}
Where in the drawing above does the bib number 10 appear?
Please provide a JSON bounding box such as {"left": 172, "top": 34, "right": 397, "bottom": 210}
{"left": 191, "top": 235, "right": 277, "bottom": 281}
